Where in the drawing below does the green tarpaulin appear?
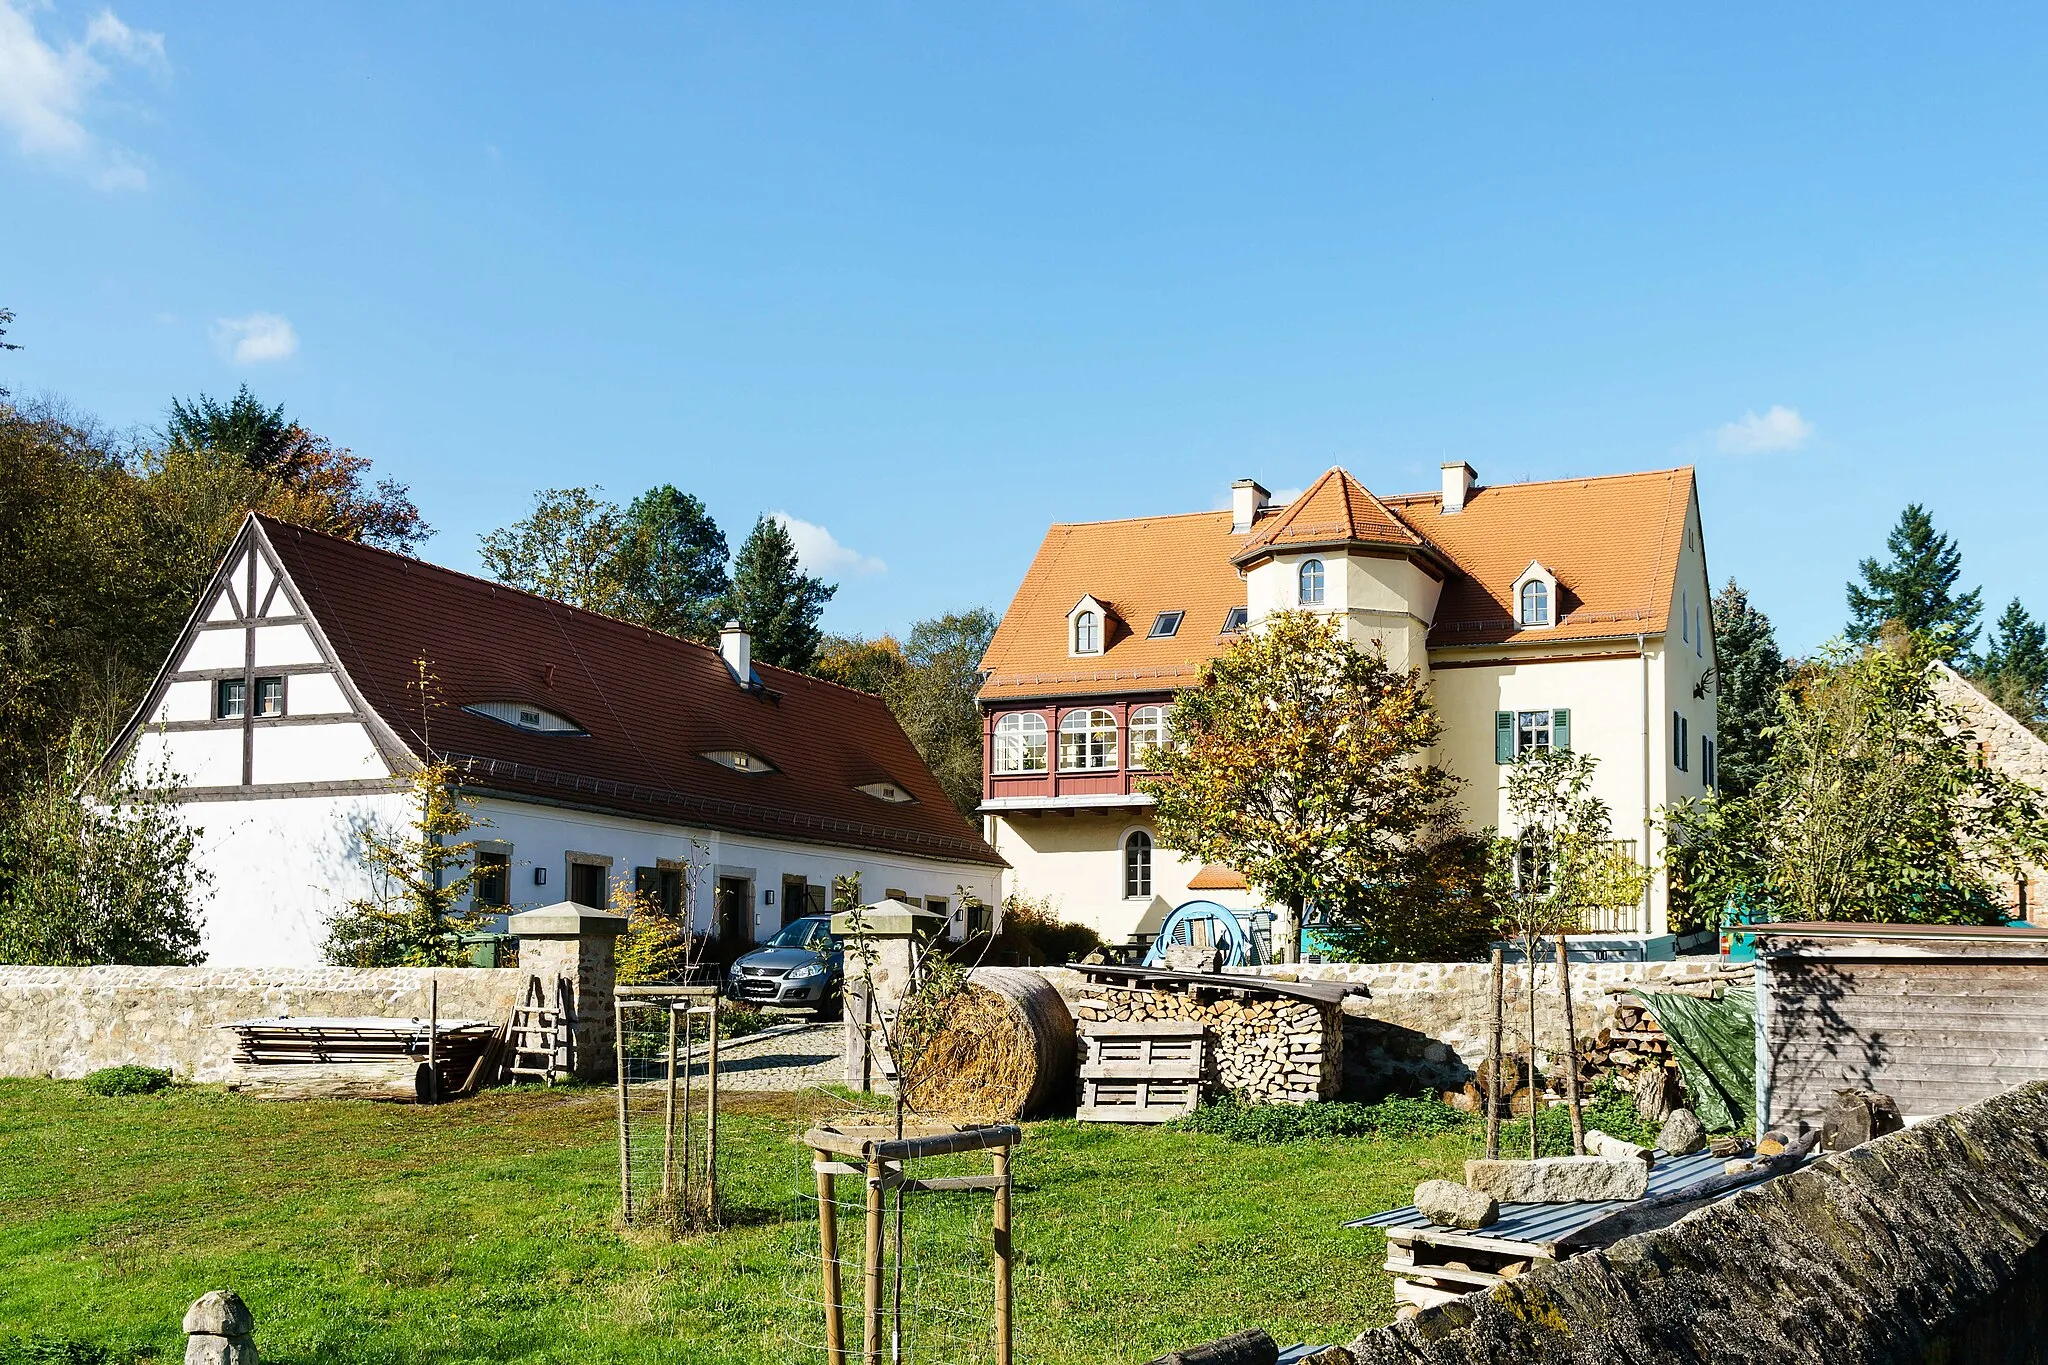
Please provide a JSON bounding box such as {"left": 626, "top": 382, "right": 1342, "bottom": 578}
{"left": 1638, "top": 987, "right": 1756, "bottom": 1132}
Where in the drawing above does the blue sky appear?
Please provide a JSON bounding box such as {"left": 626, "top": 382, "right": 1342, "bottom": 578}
{"left": 5, "top": 3, "right": 2046, "bottom": 654}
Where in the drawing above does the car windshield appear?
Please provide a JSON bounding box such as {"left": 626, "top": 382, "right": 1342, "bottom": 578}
{"left": 765, "top": 919, "right": 831, "bottom": 950}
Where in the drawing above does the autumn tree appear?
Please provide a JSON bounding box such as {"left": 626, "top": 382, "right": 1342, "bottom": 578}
{"left": 478, "top": 486, "right": 632, "bottom": 614}
{"left": 0, "top": 305, "right": 19, "bottom": 397}
{"left": 889, "top": 610, "right": 999, "bottom": 819}
{"left": 1846, "top": 503, "right": 1982, "bottom": 662}
{"left": 726, "top": 515, "right": 836, "bottom": 671}
{"left": 1496, "top": 747, "right": 1651, "bottom": 948}
{"left": 814, "top": 634, "right": 909, "bottom": 696}
{"left": 1140, "top": 611, "right": 1491, "bottom": 964}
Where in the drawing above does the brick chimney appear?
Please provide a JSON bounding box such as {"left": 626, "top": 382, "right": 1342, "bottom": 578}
{"left": 1441, "top": 462, "right": 1477, "bottom": 514}
{"left": 1230, "top": 479, "right": 1270, "bottom": 533}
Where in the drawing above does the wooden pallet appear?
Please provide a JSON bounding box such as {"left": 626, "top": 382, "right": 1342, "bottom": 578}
{"left": 1077, "top": 1020, "right": 1206, "bottom": 1123}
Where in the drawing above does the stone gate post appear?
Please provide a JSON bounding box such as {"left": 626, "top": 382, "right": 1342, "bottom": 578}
{"left": 508, "top": 902, "right": 628, "bottom": 1080}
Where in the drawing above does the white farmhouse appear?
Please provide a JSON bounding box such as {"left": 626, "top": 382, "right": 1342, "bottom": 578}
{"left": 107, "top": 514, "right": 1004, "bottom": 966}
{"left": 977, "top": 464, "right": 1718, "bottom": 959}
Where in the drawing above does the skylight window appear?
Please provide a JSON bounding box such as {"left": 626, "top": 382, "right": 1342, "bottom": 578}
{"left": 857, "top": 781, "right": 915, "bottom": 804}
{"left": 1149, "top": 611, "right": 1184, "bottom": 638}
{"left": 1221, "top": 606, "right": 1248, "bottom": 634}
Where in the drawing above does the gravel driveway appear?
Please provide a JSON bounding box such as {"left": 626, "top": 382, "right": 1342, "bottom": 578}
{"left": 698, "top": 1020, "right": 844, "bottom": 1092}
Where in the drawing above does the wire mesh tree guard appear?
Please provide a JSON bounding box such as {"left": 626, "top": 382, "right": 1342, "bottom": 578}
{"left": 613, "top": 986, "right": 724, "bottom": 1232}
{"left": 796, "top": 1120, "right": 1020, "bottom": 1365}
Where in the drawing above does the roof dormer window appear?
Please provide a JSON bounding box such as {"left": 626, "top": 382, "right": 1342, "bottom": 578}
{"left": 1074, "top": 611, "right": 1100, "bottom": 654}
{"left": 704, "top": 749, "right": 775, "bottom": 774}
{"left": 857, "top": 781, "right": 915, "bottom": 804}
{"left": 1148, "top": 611, "right": 1184, "bottom": 638}
{"left": 1221, "top": 606, "right": 1248, "bottom": 634}
{"left": 1066, "top": 593, "right": 1113, "bottom": 657}
{"left": 1510, "top": 561, "right": 1560, "bottom": 631}
{"left": 464, "top": 700, "right": 586, "bottom": 735}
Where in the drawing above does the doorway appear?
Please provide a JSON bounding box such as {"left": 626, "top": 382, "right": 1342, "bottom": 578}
{"left": 569, "top": 861, "right": 608, "bottom": 909}
{"left": 716, "top": 876, "right": 753, "bottom": 947}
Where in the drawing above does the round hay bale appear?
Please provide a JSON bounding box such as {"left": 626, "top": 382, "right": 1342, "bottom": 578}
{"left": 899, "top": 967, "right": 1075, "bottom": 1122}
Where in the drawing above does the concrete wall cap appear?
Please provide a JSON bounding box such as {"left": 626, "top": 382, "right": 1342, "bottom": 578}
{"left": 507, "top": 903, "right": 630, "bottom": 939}
{"left": 830, "top": 898, "right": 949, "bottom": 938}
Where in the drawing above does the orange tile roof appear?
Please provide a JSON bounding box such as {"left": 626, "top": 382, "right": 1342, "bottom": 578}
{"left": 1233, "top": 466, "right": 1438, "bottom": 565}
{"left": 1187, "top": 863, "right": 1249, "bottom": 891}
{"left": 979, "top": 467, "right": 1695, "bottom": 702}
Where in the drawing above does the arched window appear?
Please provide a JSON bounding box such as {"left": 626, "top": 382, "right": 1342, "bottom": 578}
{"left": 1127, "top": 705, "right": 1171, "bottom": 769}
{"left": 1520, "top": 579, "right": 1549, "bottom": 626}
{"left": 1124, "top": 831, "right": 1153, "bottom": 899}
{"left": 1073, "top": 610, "right": 1100, "bottom": 654}
{"left": 1058, "top": 708, "right": 1118, "bottom": 770}
{"left": 1299, "top": 559, "right": 1326, "bottom": 606}
{"left": 993, "top": 713, "right": 1048, "bottom": 773}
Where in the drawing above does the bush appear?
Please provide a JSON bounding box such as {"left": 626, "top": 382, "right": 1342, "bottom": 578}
{"left": 1495, "top": 1077, "right": 1660, "bottom": 1154}
{"left": 0, "top": 1339, "right": 121, "bottom": 1365}
{"left": 1169, "top": 1094, "right": 1471, "bottom": 1144}
{"left": 79, "top": 1065, "right": 172, "bottom": 1096}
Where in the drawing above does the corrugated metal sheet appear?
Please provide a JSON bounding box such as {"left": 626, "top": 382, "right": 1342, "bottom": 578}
{"left": 1345, "top": 1149, "right": 1731, "bottom": 1244}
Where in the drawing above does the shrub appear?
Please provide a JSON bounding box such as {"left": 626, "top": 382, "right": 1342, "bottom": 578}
{"left": 1169, "top": 1094, "right": 1470, "bottom": 1144}
{"left": 79, "top": 1065, "right": 172, "bottom": 1097}
{"left": 1496, "top": 1077, "right": 1659, "bottom": 1154}
{"left": 0, "top": 1339, "right": 121, "bottom": 1365}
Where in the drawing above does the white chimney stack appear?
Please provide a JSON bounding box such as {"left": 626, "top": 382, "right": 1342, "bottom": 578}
{"left": 718, "top": 620, "right": 752, "bottom": 683}
{"left": 1441, "top": 462, "right": 1477, "bottom": 514}
{"left": 1230, "top": 478, "right": 1271, "bottom": 533}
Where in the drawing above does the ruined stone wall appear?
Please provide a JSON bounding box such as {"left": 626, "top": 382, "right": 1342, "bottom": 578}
{"left": 1933, "top": 660, "right": 2048, "bottom": 923}
{"left": 1345, "top": 1078, "right": 2048, "bottom": 1365}
{"left": 0, "top": 966, "right": 527, "bottom": 1083}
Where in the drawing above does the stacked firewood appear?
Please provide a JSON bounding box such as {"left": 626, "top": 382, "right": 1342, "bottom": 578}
{"left": 1577, "top": 993, "right": 1681, "bottom": 1099}
{"left": 1072, "top": 986, "right": 1342, "bottom": 1103}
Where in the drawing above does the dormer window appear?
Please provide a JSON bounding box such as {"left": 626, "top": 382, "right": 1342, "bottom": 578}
{"left": 1510, "top": 561, "right": 1560, "bottom": 631}
{"left": 1074, "top": 611, "right": 1100, "bottom": 654}
{"left": 464, "top": 701, "right": 586, "bottom": 734}
{"left": 857, "top": 781, "right": 915, "bottom": 804}
{"left": 1299, "top": 559, "right": 1326, "bottom": 606}
{"left": 1148, "top": 611, "right": 1184, "bottom": 639}
{"left": 704, "top": 749, "right": 775, "bottom": 774}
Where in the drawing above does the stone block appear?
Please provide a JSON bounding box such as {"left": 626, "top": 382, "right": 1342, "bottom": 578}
{"left": 182, "top": 1291, "right": 254, "bottom": 1337}
{"left": 1464, "top": 1155, "right": 1650, "bottom": 1204}
{"left": 1584, "top": 1129, "right": 1653, "bottom": 1164}
{"left": 185, "top": 1336, "right": 257, "bottom": 1365}
{"left": 1659, "top": 1108, "right": 1706, "bottom": 1156}
{"left": 1415, "top": 1178, "right": 1498, "bottom": 1229}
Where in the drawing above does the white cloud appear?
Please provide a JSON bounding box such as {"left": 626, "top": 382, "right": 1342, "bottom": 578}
{"left": 1715, "top": 404, "right": 1815, "bottom": 454}
{"left": 770, "top": 512, "right": 886, "bottom": 577}
{"left": 0, "top": 2, "right": 165, "bottom": 190}
{"left": 213, "top": 312, "right": 299, "bottom": 364}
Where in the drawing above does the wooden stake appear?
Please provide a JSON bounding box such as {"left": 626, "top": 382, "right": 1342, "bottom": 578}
{"left": 661, "top": 1006, "right": 679, "bottom": 1202}
{"left": 704, "top": 997, "right": 721, "bottom": 1221}
{"left": 1557, "top": 936, "right": 1586, "bottom": 1156}
{"left": 1485, "top": 948, "right": 1504, "bottom": 1160}
{"left": 816, "top": 1149, "right": 846, "bottom": 1365}
{"left": 425, "top": 978, "right": 439, "bottom": 1105}
{"left": 614, "top": 1002, "right": 632, "bottom": 1224}
{"left": 993, "top": 1145, "right": 1013, "bottom": 1365}
{"left": 863, "top": 1154, "right": 886, "bottom": 1365}
{"left": 1527, "top": 937, "right": 1540, "bottom": 1161}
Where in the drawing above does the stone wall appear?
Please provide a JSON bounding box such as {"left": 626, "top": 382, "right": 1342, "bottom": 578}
{"left": 1934, "top": 660, "right": 2048, "bottom": 923}
{"left": 0, "top": 966, "right": 527, "bottom": 1083}
{"left": 1344, "top": 1078, "right": 2048, "bottom": 1364}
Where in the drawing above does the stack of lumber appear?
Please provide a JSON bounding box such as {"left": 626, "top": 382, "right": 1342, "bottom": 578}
{"left": 224, "top": 1016, "right": 499, "bottom": 1102}
{"left": 1575, "top": 996, "right": 1680, "bottom": 1096}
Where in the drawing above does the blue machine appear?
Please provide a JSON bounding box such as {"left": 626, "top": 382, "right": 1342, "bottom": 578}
{"left": 1142, "top": 900, "right": 1275, "bottom": 968}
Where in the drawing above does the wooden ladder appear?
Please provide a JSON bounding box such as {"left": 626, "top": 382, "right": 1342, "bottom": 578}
{"left": 507, "top": 975, "right": 571, "bottom": 1085}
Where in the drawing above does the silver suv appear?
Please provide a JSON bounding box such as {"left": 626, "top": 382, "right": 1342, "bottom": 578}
{"left": 726, "top": 916, "right": 843, "bottom": 1015}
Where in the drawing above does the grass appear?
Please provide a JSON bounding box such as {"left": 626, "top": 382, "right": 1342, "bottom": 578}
{"left": 0, "top": 1078, "right": 1507, "bottom": 1364}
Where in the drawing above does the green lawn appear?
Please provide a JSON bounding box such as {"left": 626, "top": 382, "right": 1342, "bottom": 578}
{"left": 0, "top": 1078, "right": 1479, "bottom": 1364}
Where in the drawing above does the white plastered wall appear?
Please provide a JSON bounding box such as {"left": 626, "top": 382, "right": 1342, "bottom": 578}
{"left": 987, "top": 810, "right": 1261, "bottom": 945}
{"left": 1245, "top": 550, "right": 1440, "bottom": 677}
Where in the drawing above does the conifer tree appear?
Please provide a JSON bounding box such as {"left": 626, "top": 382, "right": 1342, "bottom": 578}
{"left": 1973, "top": 599, "right": 2048, "bottom": 734}
{"left": 612, "top": 485, "right": 731, "bottom": 640}
{"left": 1711, "top": 579, "right": 1787, "bottom": 798}
{"left": 1845, "top": 503, "right": 1982, "bottom": 661}
{"left": 724, "top": 516, "right": 837, "bottom": 671}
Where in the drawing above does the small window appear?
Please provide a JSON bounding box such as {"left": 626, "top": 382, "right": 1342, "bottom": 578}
{"left": 1299, "top": 559, "right": 1326, "bottom": 606}
{"left": 1520, "top": 580, "right": 1549, "bottom": 627}
{"left": 216, "top": 679, "right": 247, "bottom": 719}
{"left": 1149, "top": 611, "right": 1184, "bottom": 639}
{"left": 1703, "top": 738, "right": 1717, "bottom": 791}
{"left": 464, "top": 701, "right": 585, "bottom": 734}
{"left": 965, "top": 899, "right": 994, "bottom": 938}
{"left": 1221, "top": 606, "right": 1248, "bottom": 634}
{"left": 1074, "top": 610, "right": 1101, "bottom": 654}
{"left": 857, "top": 781, "right": 915, "bottom": 803}
{"left": 255, "top": 677, "right": 285, "bottom": 718}
{"left": 1682, "top": 589, "right": 1691, "bottom": 644}
{"left": 474, "top": 851, "right": 510, "bottom": 908}
{"left": 1674, "top": 712, "right": 1689, "bottom": 771}
{"left": 1517, "top": 710, "right": 1553, "bottom": 755}
{"left": 1058, "top": 708, "right": 1118, "bottom": 771}
{"left": 1128, "top": 705, "right": 1171, "bottom": 769}
{"left": 1124, "top": 831, "right": 1153, "bottom": 899}
{"left": 994, "top": 713, "right": 1049, "bottom": 773}
{"left": 704, "top": 749, "right": 775, "bottom": 774}
{"left": 1696, "top": 605, "right": 1705, "bottom": 658}
{"left": 569, "top": 862, "right": 608, "bottom": 909}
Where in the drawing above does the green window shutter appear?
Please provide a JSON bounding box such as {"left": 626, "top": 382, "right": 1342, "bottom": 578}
{"left": 1552, "top": 708, "right": 1571, "bottom": 750}
{"left": 1495, "top": 711, "right": 1514, "bottom": 763}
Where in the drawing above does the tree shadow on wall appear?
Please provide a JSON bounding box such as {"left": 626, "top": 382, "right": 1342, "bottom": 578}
{"left": 1769, "top": 959, "right": 1891, "bottom": 1090}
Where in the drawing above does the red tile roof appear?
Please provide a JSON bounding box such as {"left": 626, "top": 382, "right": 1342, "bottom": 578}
{"left": 255, "top": 516, "right": 1002, "bottom": 866}
{"left": 1233, "top": 466, "right": 1440, "bottom": 566}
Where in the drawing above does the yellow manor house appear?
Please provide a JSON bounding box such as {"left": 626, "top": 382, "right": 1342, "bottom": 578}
{"left": 976, "top": 462, "right": 1719, "bottom": 961}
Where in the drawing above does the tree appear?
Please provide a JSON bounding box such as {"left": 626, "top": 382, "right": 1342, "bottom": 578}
{"left": 1140, "top": 611, "right": 1492, "bottom": 964}
{"left": 1846, "top": 503, "right": 1983, "bottom": 661}
{"left": 0, "top": 723, "right": 209, "bottom": 966}
{"left": 889, "top": 610, "right": 999, "bottom": 819}
{"left": 0, "top": 305, "right": 19, "bottom": 398}
{"left": 611, "top": 485, "right": 732, "bottom": 640}
{"left": 166, "top": 386, "right": 309, "bottom": 474}
{"left": 813, "top": 634, "right": 909, "bottom": 696}
{"left": 1496, "top": 748, "right": 1651, "bottom": 944}
{"left": 725, "top": 516, "right": 836, "bottom": 671}
{"left": 1711, "top": 579, "right": 1788, "bottom": 798}
{"left": 1972, "top": 599, "right": 2048, "bottom": 735}
{"left": 477, "top": 487, "right": 631, "bottom": 615}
